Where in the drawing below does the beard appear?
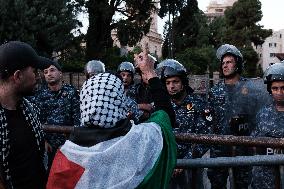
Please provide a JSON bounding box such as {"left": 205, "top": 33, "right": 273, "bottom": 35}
{"left": 18, "top": 84, "right": 37, "bottom": 97}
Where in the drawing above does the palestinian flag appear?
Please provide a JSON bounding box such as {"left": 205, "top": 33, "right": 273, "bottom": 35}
{"left": 47, "top": 110, "right": 177, "bottom": 189}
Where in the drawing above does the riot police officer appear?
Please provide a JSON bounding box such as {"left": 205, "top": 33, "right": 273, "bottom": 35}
{"left": 157, "top": 59, "right": 212, "bottom": 189}
{"left": 251, "top": 62, "right": 284, "bottom": 189}
{"left": 207, "top": 44, "right": 271, "bottom": 189}
{"left": 117, "top": 61, "right": 144, "bottom": 124}
{"left": 117, "top": 61, "right": 135, "bottom": 92}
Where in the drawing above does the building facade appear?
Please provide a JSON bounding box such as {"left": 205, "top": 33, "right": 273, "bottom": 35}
{"left": 204, "top": 0, "right": 237, "bottom": 21}
{"left": 254, "top": 29, "right": 284, "bottom": 71}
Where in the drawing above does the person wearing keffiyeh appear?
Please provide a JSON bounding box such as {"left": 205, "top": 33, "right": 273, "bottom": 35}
{"left": 0, "top": 41, "right": 50, "bottom": 189}
{"left": 47, "top": 52, "right": 177, "bottom": 189}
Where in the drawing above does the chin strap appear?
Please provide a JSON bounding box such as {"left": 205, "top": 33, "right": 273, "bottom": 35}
{"left": 170, "top": 89, "right": 186, "bottom": 101}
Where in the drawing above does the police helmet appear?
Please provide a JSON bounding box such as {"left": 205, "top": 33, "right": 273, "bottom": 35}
{"left": 157, "top": 59, "right": 193, "bottom": 93}
{"left": 263, "top": 62, "right": 284, "bottom": 93}
{"left": 216, "top": 44, "right": 243, "bottom": 74}
{"left": 85, "top": 60, "right": 105, "bottom": 76}
{"left": 156, "top": 59, "right": 187, "bottom": 79}
{"left": 117, "top": 62, "right": 135, "bottom": 74}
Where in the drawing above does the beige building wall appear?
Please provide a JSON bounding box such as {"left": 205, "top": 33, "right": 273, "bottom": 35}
{"left": 205, "top": 0, "right": 237, "bottom": 21}
{"left": 254, "top": 29, "right": 284, "bottom": 71}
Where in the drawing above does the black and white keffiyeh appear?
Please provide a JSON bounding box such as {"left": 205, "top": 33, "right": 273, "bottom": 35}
{"left": 80, "top": 73, "right": 127, "bottom": 128}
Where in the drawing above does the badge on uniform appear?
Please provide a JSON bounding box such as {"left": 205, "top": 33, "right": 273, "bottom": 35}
{"left": 62, "top": 92, "right": 68, "bottom": 97}
{"left": 204, "top": 109, "right": 212, "bottom": 121}
{"left": 186, "top": 103, "right": 194, "bottom": 111}
{"left": 241, "top": 87, "right": 248, "bottom": 95}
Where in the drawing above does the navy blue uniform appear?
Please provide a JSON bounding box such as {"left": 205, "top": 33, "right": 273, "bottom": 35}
{"left": 32, "top": 84, "right": 80, "bottom": 170}
{"left": 169, "top": 94, "right": 212, "bottom": 189}
{"left": 251, "top": 103, "right": 284, "bottom": 189}
{"left": 208, "top": 78, "right": 271, "bottom": 189}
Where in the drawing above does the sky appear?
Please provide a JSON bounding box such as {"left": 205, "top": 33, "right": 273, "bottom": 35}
{"left": 157, "top": 0, "right": 284, "bottom": 34}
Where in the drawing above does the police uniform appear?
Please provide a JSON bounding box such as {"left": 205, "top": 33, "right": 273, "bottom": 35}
{"left": 168, "top": 93, "right": 212, "bottom": 189}
{"left": 156, "top": 59, "right": 212, "bottom": 189}
{"left": 251, "top": 104, "right": 284, "bottom": 189}
{"left": 208, "top": 78, "right": 270, "bottom": 189}
{"left": 33, "top": 83, "right": 80, "bottom": 159}
{"left": 173, "top": 94, "right": 212, "bottom": 159}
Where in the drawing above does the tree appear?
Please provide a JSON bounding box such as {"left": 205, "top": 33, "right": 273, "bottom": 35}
{"left": 175, "top": 47, "right": 218, "bottom": 75}
{"left": 85, "top": 0, "right": 155, "bottom": 61}
{"left": 0, "top": 0, "right": 83, "bottom": 56}
{"left": 208, "top": 16, "right": 226, "bottom": 48}
{"left": 223, "top": 0, "right": 272, "bottom": 47}
{"left": 162, "top": 0, "right": 210, "bottom": 58}
{"left": 241, "top": 46, "right": 260, "bottom": 77}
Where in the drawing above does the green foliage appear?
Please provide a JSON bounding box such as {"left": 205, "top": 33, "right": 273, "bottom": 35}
{"left": 208, "top": 16, "right": 226, "bottom": 48}
{"left": 162, "top": 0, "right": 210, "bottom": 58}
{"left": 61, "top": 59, "right": 85, "bottom": 72}
{"left": 175, "top": 47, "right": 218, "bottom": 75}
{"left": 159, "top": 0, "right": 186, "bottom": 18}
{"left": 223, "top": 0, "right": 272, "bottom": 46}
{"left": 240, "top": 46, "right": 260, "bottom": 77}
{"left": 0, "top": 0, "right": 83, "bottom": 56}
{"left": 86, "top": 0, "right": 155, "bottom": 61}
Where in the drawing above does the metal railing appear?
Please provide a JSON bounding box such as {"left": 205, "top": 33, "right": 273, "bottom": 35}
{"left": 42, "top": 125, "right": 284, "bottom": 189}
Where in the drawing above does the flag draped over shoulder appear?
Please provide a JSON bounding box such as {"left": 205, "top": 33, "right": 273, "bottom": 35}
{"left": 47, "top": 110, "right": 176, "bottom": 189}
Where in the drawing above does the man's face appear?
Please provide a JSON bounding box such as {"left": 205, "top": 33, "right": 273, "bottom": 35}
{"left": 165, "top": 76, "right": 184, "bottom": 95}
{"left": 18, "top": 66, "right": 38, "bottom": 96}
{"left": 43, "top": 65, "right": 62, "bottom": 85}
{"left": 119, "top": 71, "right": 133, "bottom": 87}
{"left": 222, "top": 55, "right": 237, "bottom": 77}
{"left": 271, "top": 81, "right": 284, "bottom": 102}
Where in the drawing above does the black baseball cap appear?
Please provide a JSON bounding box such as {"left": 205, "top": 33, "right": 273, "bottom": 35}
{"left": 0, "top": 41, "right": 51, "bottom": 75}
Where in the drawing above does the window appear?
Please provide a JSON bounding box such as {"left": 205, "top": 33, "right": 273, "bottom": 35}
{"left": 215, "top": 9, "right": 223, "bottom": 12}
{"left": 280, "top": 34, "right": 282, "bottom": 38}
{"left": 269, "top": 43, "right": 272, "bottom": 47}
{"left": 274, "top": 43, "right": 277, "bottom": 47}
{"left": 259, "top": 53, "right": 262, "bottom": 57}
{"left": 270, "top": 53, "right": 276, "bottom": 57}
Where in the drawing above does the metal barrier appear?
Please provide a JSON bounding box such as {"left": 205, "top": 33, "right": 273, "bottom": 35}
{"left": 42, "top": 125, "right": 284, "bottom": 189}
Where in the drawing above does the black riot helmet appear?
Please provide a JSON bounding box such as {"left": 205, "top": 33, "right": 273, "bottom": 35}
{"left": 263, "top": 62, "right": 284, "bottom": 94}
{"left": 156, "top": 59, "right": 193, "bottom": 93}
{"left": 216, "top": 44, "right": 244, "bottom": 75}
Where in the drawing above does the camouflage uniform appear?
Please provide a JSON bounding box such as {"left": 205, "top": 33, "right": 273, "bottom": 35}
{"left": 251, "top": 103, "right": 284, "bottom": 189}
{"left": 33, "top": 83, "right": 80, "bottom": 157}
{"left": 168, "top": 93, "right": 212, "bottom": 189}
{"left": 173, "top": 94, "right": 212, "bottom": 159}
{"left": 208, "top": 78, "right": 270, "bottom": 189}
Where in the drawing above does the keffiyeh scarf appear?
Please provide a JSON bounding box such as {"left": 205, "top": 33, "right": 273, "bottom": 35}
{"left": 80, "top": 73, "right": 127, "bottom": 128}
